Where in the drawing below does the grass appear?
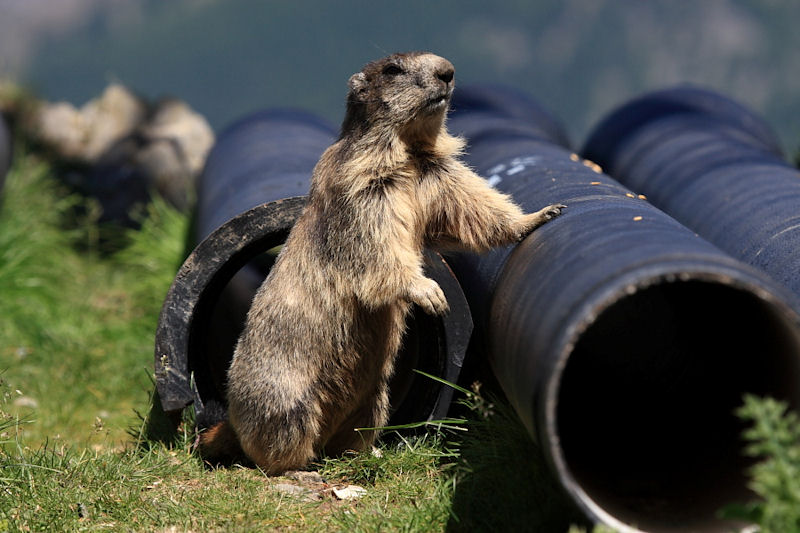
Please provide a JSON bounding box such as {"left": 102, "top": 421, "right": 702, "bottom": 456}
{"left": 0, "top": 150, "right": 186, "bottom": 449}
{"left": 0, "top": 149, "right": 463, "bottom": 531}
{"left": 0, "top": 407, "right": 456, "bottom": 531}
{"left": 2, "top": 144, "right": 800, "bottom": 532}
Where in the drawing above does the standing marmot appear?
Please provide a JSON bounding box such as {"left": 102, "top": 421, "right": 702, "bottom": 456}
{"left": 199, "top": 52, "right": 564, "bottom": 472}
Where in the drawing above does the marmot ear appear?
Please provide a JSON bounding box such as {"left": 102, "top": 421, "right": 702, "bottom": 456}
{"left": 348, "top": 72, "right": 367, "bottom": 96}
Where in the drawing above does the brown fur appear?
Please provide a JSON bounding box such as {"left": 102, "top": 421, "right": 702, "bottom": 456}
{"left": 199, "top": 52, "right": 564, "bottom": 473}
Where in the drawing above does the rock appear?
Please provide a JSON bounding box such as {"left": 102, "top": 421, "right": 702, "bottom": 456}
{"left": 13, "top": 396, "right": 38, "bottom": 409}
{"left": 131, "top": 98, "right": 215, "bottom": 211}
{"left": 284, "top": 470, "right": 326, "bottom": 484}
{"left": 87, "top": 94, "right": 214, "bottom": 220}
{"left": 33, "top": 83, "right": 146, "bottom": 163}
{"left": 24, "top": 84, "right": 214, "bottom": 224}
{"left": 272, "top": 482, "right": 322, "bottom": 502}
{"left": 332, "top": 485, "right": 367, "bottom": 500}
{"left": 81, "top": 84, "right": 147, "bottom": 161}
{"left": 34, "top": 101, "right": 86, "bottom": 160}
{"left": 142, "top": 98, "right": 214, "bottom": 178}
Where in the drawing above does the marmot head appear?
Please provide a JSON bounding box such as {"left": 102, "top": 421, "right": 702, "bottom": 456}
{"left": 341, "top": 52, "right": 455, "bottom": 139}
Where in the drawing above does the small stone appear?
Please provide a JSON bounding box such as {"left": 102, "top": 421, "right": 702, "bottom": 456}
{"left": 141, "top": 98, "right": 215, "bottom": 177}
{"left": 272, "top": 483, "right": 322, "bottom": 502}
{"left": 15, "top": 346, "right": 30, "bottom": 359}
{"left": 284, "top": 470, "right": 325, "bottom": 484}
{"left": 273, "top": 483, "right": 307, "bottom": 495}
{"left": 333, "top": 485, "right": 367, "bottom": 500}
{"left": 13, "top": 396, "right": 38, "bottom": 409}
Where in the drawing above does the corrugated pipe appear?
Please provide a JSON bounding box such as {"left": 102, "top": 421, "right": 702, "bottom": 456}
{"left": 154, "top": 110, "right": 472, "bottom": 433}
{"left": 446, "top": 86, "right": 800, "bottom": 532}
{"left": 582, "top": 85, "right": 800, "bottom": 305}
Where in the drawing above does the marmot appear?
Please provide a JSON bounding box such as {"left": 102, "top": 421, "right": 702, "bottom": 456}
{"left": 199, "top": 52, "right": 564, "bottom": 472}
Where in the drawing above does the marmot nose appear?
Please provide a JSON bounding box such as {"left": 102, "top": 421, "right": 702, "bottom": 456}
{"left": 437, "top": 68, "right": 454, "bottom": 85}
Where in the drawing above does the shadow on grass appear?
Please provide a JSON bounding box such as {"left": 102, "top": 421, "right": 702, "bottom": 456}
{"left": 445, "top": 381, "right": 586, "bottom": 533}
{"left": 132, "top": 383, "right": 191, "bottom": 451}
{"left": 138, "top": 366, "right": 589, "bottom": 531}
{"left": 136, "top": 383, "right": 260, "bottom": 470}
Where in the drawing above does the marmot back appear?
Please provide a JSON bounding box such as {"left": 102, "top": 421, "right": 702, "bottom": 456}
{"left": 199, "top": 52, "right": 564, "bottom": 473}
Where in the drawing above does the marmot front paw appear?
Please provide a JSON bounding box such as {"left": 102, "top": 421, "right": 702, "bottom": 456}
{"left": 407, "top": 277, "right": 449, "bottom": 315}
{"left": 518, "top": 203, "right": 567, "bottom": 239}
{"left": 543, "top": 203, "right": 567, "bottom": 220}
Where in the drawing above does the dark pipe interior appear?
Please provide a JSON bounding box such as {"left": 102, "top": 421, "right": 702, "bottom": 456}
{"left": 190, "top": 242, "right": 445, "bottom": 430}
{"left": 557, "top": 280, "right": 800, "bottom": 532}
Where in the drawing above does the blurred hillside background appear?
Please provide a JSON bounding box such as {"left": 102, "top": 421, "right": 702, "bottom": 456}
{"left": 1, "top": 0, "right": 799, "bottom": 151}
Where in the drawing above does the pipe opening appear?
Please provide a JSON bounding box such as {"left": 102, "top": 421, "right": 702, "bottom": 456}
{"left": 188, "top": 244, "right": 446, "bottom": 430}
{"left": 556, "top": 280, "right": 800, "bottom": 532}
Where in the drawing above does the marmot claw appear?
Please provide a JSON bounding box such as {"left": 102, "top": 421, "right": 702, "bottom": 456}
{"left": 408, "top": 277, "right": 449, "bottom": 315}
{"left": 545, "top": 204, "right": 567, "bottom": 220}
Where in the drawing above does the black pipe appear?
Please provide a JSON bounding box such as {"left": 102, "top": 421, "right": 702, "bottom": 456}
{"left": 582, "top": 85, "right": 783, "bottom": 164}
{"left": 582, "top": 86, "right": 800, "bottom": 304}
{"left": 449, "top": 83, "right": 572, "bottom": 149}
{"left": 446, "top": 86, "right": 800, "bottom": 532}
{"left": 155, "top": 110, "right": 472, "bottom": 433}
{"left": 0, "top": 114, "right": 10, "bottom": 193}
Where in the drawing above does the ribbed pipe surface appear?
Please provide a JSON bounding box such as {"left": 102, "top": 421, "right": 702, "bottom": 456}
{"left": 194, "top": 110, "right": 336, "bottom": 243}
{"left": 582, "top": 86, "right": 800, "bottom": 305}
{"left": 582, "top": 85, "right": 783, "bottom": 163}
{"left": 447, "top": 86, "right": 800, "bottom": 532}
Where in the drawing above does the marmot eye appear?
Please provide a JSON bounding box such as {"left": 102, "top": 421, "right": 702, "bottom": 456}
{"left": 382, "top": 64, "right": 404, "bottom": 76}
